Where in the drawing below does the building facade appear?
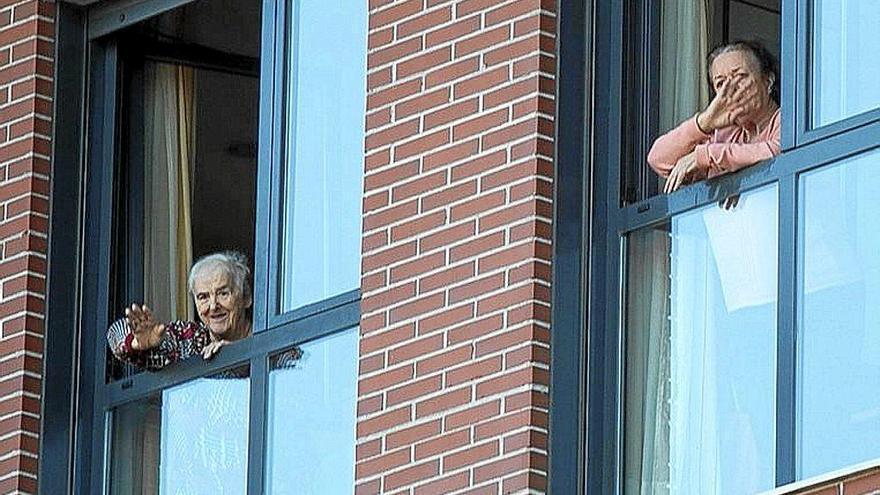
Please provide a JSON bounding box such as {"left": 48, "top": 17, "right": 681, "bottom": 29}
{"left": 0, "top": 0, "right": 866, "bottom": 494}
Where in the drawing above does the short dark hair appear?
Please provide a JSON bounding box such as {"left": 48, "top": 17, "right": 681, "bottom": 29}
{"left": 707, "top": 40, "right": 779, "bottom": 104}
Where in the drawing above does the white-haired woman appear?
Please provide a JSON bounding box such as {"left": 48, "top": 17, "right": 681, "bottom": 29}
{"left": 107, "top": 251, "right": 253, "bottom": 370}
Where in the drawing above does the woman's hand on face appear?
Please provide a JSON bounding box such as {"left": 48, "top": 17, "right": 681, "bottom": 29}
{"left": 699, "top": 77, "right": 754, "bottom": 132}
{"left": 125, "top": 303, "right": 165, "bottom": 351}
{"left": 664, "top": 151, "right": 699, "bottom": 194}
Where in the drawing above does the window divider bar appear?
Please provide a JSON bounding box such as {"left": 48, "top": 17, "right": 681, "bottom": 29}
{"left": 780, "top": 0, "right": 798, "bottom": 149}
{"left": 246, "top": 354, "right": 269, "bottom": 495}
{"left": 776, "top": 173, "right": 798, "bottom": 486}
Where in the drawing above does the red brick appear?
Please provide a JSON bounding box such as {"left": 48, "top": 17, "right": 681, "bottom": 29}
{"left": 385, "top": 460, "right": 440, "bottom": 491}
{"left": 450, "top": 273, "right": 504, "bottom": 304}
{"left": 369, "top": 27, "right": 394, "bottom": 49}
{"left": 370, "top": 0, "right": 423, "bottom": 29}
{"left": 502, "top": 471, "right": 547, "bottom": 493}
{"left": 477, "top": 241, "right": 540, "bottom": 273}
{"left": 447, "top": 314, "right": 504, "bottom": 344}
{"left": 357, "top": 438, "right": 382, "bottom": 461}
{"left": 390, "top": 251, "right": 445, "bottom": 283}
{"left": 359, "top": 352, "right": 386, "bottom": 377}
{"left": 362, "top": 230, "right": 389, "bottom": 253}
{"left": 452, "top": 109, "right": 508, "bottom": 141}
{"left": 482, "top": 119, "right": 539, "bottom": 150}
{"left": 483, "top": 76, "right": 539, "bottom": 109}
{"left": 413, "top": 472, "right": 470, "bottom": 495}
{"left": 425, "top": 97, "right": 479, "bottom": 130}
{"left": 486, "top": 0, "right": 537, "bottom": 25}
{"left": 362, "top": 236, "right": 416, "bottom": 273}
{"left": 426, "top": 16, "right": 480, "bottom": 48}
{"left": 392, "top": 170, "right": 448, "bottom": 202}
{"left": 456, "top": 0, "right": 500, "bottom": 17}
{"left": 453, "top": 66, "right": 509, "bottom": 99}
{"left": 415, "top": 428, "right": 470, "bottom": 461}
{"left": 504, "top": 389, "right": 548, "bottom": 412}
{"left": 504, "top": 342, "right": 550, "bottom": 368}
{"left": 416, "top": 386, "right": 472, "bottom": 417}
{"left": 451, "top": 150, "right": 507, "bottom": 181}
{"left": 396, "top": 87, "right": 450, "bottom": 119}
{"left": 364, "top": 190, "right": 389, "bottom": 213}
{"left": 418, "top": 261, "right": 475, "bottom": 294}
{"left": 365, "top": 118, "right": 420, "bottom": 150}
{"left": 503, "top": 429, "right": 547, "bottom": 453}
{"left": 366, "top": 108, "right": 392, "bottom": 130}
{"left": 369, "top": 37, "right": 423, "bottom": 68}
{"left": 361, "top": 323, "right": 416, "bottom": 354}
{"left": 513, "top": 52, "right": 556, "bottom": 78}
{"left": 363, "top": 199, "right": 418, "bottom": 231}
{"left": 423, "top": 139, "right": 479, "bottom": 171}
{"left": 421, "top": 180, "right": 478, "bottom": 214}
{"left": 390, "top": 292, "right": 445, "bottom": 324}
{"left": 473, "top": 451, "right": 539, "bottom": 484}
{"left": 355, "top": 447, "right": 411, "bottom": 478}
{"left": 386, "top": 419, "right": 442, "bottom": 450}
{"left": 450, "top": 231, "right": 505, "bottom": 263}
{"left": 399, "top": 7, "right": 452, "bottom": 38}
{"left": 359, "top": 364, "right": 415, "bottom": 395}
{"left": 447, "top": 356, "right": 502, "bottom": 387}
{"left": 416, "top": 344, "right": 473, "bottom": 376}
{"left": 844, "top": 471, "right": 880, "bottom": 495}
{"left": 442, "top": 440, "right": 499, "bottom": 472}
{"left": 368, "top": 79, "right": 422, "bottom": 110}
{"left": 395, "top": 128, "right": 451, "bottom": 160}
{"left": 455, "top": 26, "right": 510, "bottom": 57}
{"left": 476, "top": 367, "right": 549, "bottom": 399}
{"left": 426, "top": 56, "right": 480, "bottom": 88}
{"left": 514, "top": 13, "right": 556, "bottom": 37}
{"left": 366, "top": 149, "right": 391, "bottom": 171}
{"left": 450, "top": 191, "right": 505, "bottom": 223}
{"left": 390, "top": 209, "right": 447, "bottom": 242}
{"left": 477, "top": 284, "right": 540, "bottom": 316}
{"left": 387, "top": 375, "right": 442, "bottom": 406}
{"left": 368, "top": 67, "right": 393, "bottom": 90}
{"left": 361, "top": 282, "right": 417, "bottom": 314}
{"left": 365, "top": 160, "right": 419, "bottom": 191}
{"left": 445, "top": 400, "right": 501, "bottom": 431}
{"left": 389, "top": 334, "right": 444, "bottom": 365}
{"left": 474, "top": 409, "right": 532, "bottom": 441}
{"left": 418, "top": 303, "right": 475, "bottom": 335}
{"left": 400, "top": 47, "right": 453, "bottom": 80}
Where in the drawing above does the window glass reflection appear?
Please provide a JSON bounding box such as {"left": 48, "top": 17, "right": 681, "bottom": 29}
{"left": 279, "top": 0, "right": 366, "bottom": 311}
{"left": 266, "top": 328, "right": 357, "bottom": 494}
{"left": 812, "top": 0, "right": 880, "bottom": 127}
{"left": 624, "top": 186, "right": 777, "bottom": 494}
{"left": 798, "top": 151, "right": 880, "bottom": 477}
{"left": 109, "top": 366, "right": 250, "bottom": 495}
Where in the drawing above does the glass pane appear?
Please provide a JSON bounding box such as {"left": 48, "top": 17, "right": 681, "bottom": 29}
{"left": 266, "top": 328, "right": 358, "bottom": 494}
{"left": 279, "top": 0, "right": 367, "bottom": 311}
{"left": 624, "top": 186, "right": 777, "bottom": 494}
{"left": 798, "top": 151, "right": 880, "bottom": 478}
{"left": 812, "top": 0, "right": 880, "bottom": 127}
{"left": 109, "top": 365, "right": 250, "bottom": 494}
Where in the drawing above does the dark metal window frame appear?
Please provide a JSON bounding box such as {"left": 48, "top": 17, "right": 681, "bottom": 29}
{"left": 550, "top": 0, "right": 880, "bottom": 493}
{"left": 42, "top": 1, "right": 361, "bottom": 493}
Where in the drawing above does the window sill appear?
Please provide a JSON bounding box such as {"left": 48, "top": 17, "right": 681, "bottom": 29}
{"left": 760, "top": 458, "right": 880, "bottom": 495}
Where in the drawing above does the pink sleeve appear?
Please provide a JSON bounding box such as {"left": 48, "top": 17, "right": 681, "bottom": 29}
{"left": 694, "top": 114, "right": 782, "bottom": 175}
{"left": 647, "top": 115, "right": 711, "bottom": 178}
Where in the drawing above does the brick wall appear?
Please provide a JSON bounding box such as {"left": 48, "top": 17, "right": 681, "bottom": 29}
{"left": 357, "top": 0, "right": 555, "bottom": 493}
{"left": 0, "top": 1, "right": 53, "bottom": 494}
{"left": 778, "top": 465, "right": 880, "bottom": 495}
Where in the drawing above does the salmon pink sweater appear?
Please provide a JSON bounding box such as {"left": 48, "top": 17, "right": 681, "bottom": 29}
{"left": 647, "top": 108, "right": 781, "bottom": 180}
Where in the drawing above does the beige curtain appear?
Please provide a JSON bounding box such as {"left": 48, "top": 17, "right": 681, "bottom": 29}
{"left": 144, "top": 63, "right": 195, "bottom": 323}
{"left": 624, "top": 227, "right": 672, "bottom": 495}
{"left": 658, "top": 0, "right": 711, "bottom": 134}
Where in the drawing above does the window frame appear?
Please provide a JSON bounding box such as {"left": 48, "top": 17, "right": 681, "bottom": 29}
{"left": 43, "top": 0, "right": 362, "bottom": 493}
{"left": 550, "top": 0, "right": 880, "bottom": 493}
{"left": 797, "top": 0, "right": 880, "bottom": 145}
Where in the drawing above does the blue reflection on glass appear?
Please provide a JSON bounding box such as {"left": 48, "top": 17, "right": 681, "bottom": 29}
{"left": 798, "top": 151, "right": 880, "bottom": 478}
{"left": 625, "top": 186, "right": 777, "bottom": 495}
{"left": 812, "top": 0, "right": 880, "bottom": 127}
{"left": 159, "top": 371, "right": 250, "bottom": 495}
{"left": 266, "top": 328, "right": 358, "bottom": 494}
{"left": 280, "top": 0, "right": 367, "bottom": 311}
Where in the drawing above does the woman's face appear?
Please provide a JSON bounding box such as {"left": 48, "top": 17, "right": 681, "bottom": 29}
{"left": 709, "top": 50, "right": 773, "bottom": 121}
{"left": 192, "top": 267, "right": 252, "bottom": 339}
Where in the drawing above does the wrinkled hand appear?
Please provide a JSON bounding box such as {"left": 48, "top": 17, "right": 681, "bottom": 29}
{"left": 698, "top": 77, "right": 760, "bottom": 132}
{"left": 202, "top": 340, "right": 229, "bottom": 360}
{"left": 664, "top": 151, "right": 699, "bottom": 194}
{"left": 125, "top": 304, "right": 165, "bottom": 351}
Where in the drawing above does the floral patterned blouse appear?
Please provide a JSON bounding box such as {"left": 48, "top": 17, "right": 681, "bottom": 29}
{"left": 107, "top": 318, "right": 213, "bottom": 370}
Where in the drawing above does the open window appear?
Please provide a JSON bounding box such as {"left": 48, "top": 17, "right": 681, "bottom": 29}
{"left": 108, "top": 0, "right": 261, "bottom": 381}
{"left": 623, "top": 0, "right": 780, "bottom": 204}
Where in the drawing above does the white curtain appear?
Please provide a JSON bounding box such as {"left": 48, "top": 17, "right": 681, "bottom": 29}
{"left": 143, "top": 63, "right": 195, "bottom": 323}
{"left": 658, "top": 0, "right": 711, "bottom": 134}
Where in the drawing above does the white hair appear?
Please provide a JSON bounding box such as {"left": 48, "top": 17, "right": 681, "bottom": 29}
{"left": 188, "top": 251, "right": 252, "bottom": 303}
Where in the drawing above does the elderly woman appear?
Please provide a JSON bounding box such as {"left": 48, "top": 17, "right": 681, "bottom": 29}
{"left": 107, "top": 251, "right": 252, "bottom": 370}
{"left": 648, "top": 40, "right": 781, "bottom": 193}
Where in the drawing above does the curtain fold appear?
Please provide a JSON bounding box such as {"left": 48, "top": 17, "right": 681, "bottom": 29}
{"left": 144, "top": 63, "right": 195, "bottom": 323}
{"left": 658, "top": 0, "right": 711, "bottom": 134}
